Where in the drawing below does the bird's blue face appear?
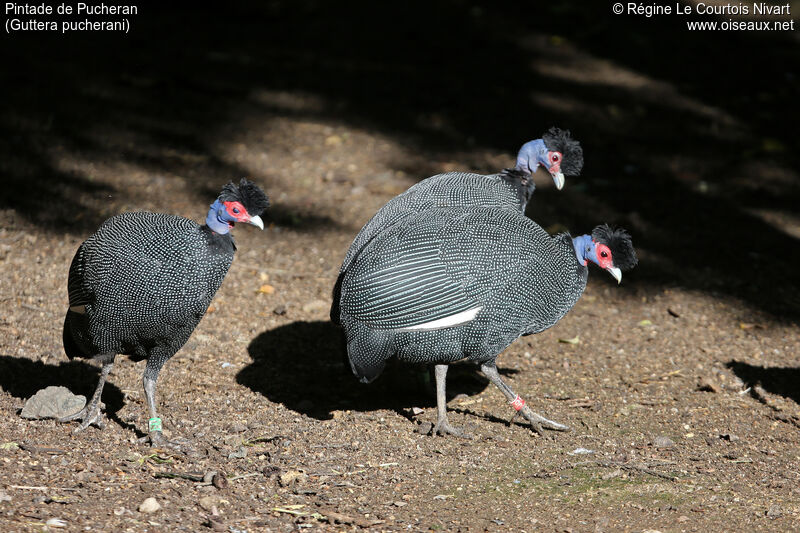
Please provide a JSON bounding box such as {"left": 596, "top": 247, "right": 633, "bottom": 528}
{"left": 206, "top": 199, "right": 264, "bottom": 234}
{"left": 572, "top": 234, "right": 622, "bottom": 283}
{"left": 516, "top": 139, "right": 565, "bottom": 190}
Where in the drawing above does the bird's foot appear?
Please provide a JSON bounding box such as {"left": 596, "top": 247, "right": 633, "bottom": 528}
{"left": 141, "top": 431, "right": 195, "bottom": 454}
{"left": 519, "top": 405, "right": 570, "bottom": 435}
{"left": 58, "top": 402, "right": 106, "bottom": 432}
{"left": 432, "top": 419, "right": 472, "bottom": 439}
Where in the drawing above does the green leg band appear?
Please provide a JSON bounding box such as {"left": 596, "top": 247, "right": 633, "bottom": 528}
{"left": 149, "top": 417, "right": 162, "bottom": 432}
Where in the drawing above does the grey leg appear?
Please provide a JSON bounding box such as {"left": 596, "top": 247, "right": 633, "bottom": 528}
{"left": 143, "top": 375, "right": 169, "bottom": 447}
{"left": 142, "top": 373, "right": 192, "bottom": 451}
{"left": 431, "top": 364, "right": 470, "bottom": 437}
{"left": 59, "top": 359, "right": 113, "bottom": 431}
{"left": 480, "top": 361, "right": 569, "bottom": 434}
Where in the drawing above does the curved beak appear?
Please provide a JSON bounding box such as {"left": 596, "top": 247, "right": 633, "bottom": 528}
{"left": 551, "top": 171, "right": 565, "bottom": 190}
{"left": 247, "top": 215, "right": 264, "bottom": 230}
{"left": 607, "top": 267, "right": 622, "bottom": 284}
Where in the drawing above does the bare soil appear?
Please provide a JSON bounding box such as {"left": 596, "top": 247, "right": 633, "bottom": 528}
{"left": 1, "top": 3, "right": 799, "bottom": 532}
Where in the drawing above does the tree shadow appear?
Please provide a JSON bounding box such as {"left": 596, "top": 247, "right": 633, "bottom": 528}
{"left": 236, "top": 320, "right": 491, "bottom": 419}
{"left": 2, "top": 1, "right": 798, "bottom": 319}
{"left": 0, "top": 355, "right": 127, "bottom": 428}
{"left": 727, "top": 360, "right": 800, "bottom": 406}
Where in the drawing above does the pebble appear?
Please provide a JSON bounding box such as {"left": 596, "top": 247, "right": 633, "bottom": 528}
{"left": 198, "top": 496, "right": 218, "bottom": 513}
{"left": 20, "top": 386, "right": 86, "bottom": 420}
{"left": 567, "top": 447, "right": 595, "bottom": 455}
{"left": 138, "top": 497, "right": 161, "bottom": 514}
{"left": 302, "top": 299, "right": 329, "bottom": 314}
{"left": 414, "top": 422, "right": 433, "bottom": 435}
{"left": 697, "top": 378, "right": 720, "bottom": 393}
{"left": 45, "top": 518, "right": 67, "bottom": 528}
{"left": 227, "top": 446, "right": 247, "bottom": 459}
{"left": 0, "top": 490, "right": 11, "bottom": 503}
{"left": 653, "top": 436, "right": 675, "bottom": 448}
{"left": 766, "top": 505, "right": 782, "bottom": 519}
{"left": 279, "top": 470, "right": 308, "bottom": 487}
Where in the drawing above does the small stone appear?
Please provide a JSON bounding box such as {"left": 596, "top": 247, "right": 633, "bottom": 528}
{"left": 198, "top": 496, "right": 218, "bottom": 513}
{"left": 21, "top": 386, "right": 86, "bottom": 420}
{"left": 273, "top": 305, "right": 287, "bottom": 316}
{"left": 138, "top": 497, "right": 161, "bottom": 514}
{"left": 567, "top": 447, "right": 595, "bottom": 455}
{"left": 279, "top": 470, "right": 308, "bottom": 487}
{"left": 45, "top": 518, "right": 67, "bottom": 528}
{"left": 697, "top": 378, "right": 720, "bottom": 393}
{"left": 302, "top": 299, "right": 328, "bottom": 314}
{"left": 212, "top": 473, "right": 228, "bottom": 490}
{"left": 766, "top": 505, "right": 782, "bottom": 519}
{"left": 677, "top": 516, "right": 690, "bottom": 523}
{"left": 414, "top": 422, "right": 433, "bottom": 435}
{"left": 411, "top": 407, "right": 424, "bottom": 416}
{"left": 208, "top": 517, "right": 226, "bottom": 532}
{"left": 0, "top": 490, "right": 11, "bottom": 503}
{"left": 720, "top": 433, "right": 740, "bottom": 442}
{"left": 227, "top": 446, "right": 247, "bottom": 460}
{"left": 653, "top": 436, "right": 675, "bottom": 448}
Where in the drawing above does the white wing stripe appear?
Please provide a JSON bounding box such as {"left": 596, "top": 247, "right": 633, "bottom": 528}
{"left": 400, "top": 306, "right": 483, "bottom": 331}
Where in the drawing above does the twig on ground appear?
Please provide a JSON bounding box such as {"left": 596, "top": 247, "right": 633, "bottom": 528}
{"left": 570, "top": 460, "right": 678, "bottom": 482}
{"left": 19, "top": 443, "right": 68, "bottom": 455}
{"left": 9, "top": 485, "right": 79, "bottom": 491}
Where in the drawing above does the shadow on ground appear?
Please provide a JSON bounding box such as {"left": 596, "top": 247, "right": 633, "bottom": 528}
{"left": 2, "top": 2, "right": 798, "bottom": 318}
{"left": 237, "top": 320, "right": 492, "bottom": 419}
{"left": 727, "top": 360, "right": 800, "bottom": 406}
{"left": 0, "top": 354, "right": 126, "bottom": 427}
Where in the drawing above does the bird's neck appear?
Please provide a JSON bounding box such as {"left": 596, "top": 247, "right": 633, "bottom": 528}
{"left": 572, "top": 234, "right": 594, "bottom": 266}
{"left": 515, "top": 139, "right": 546, "bottom": 173}
{"left": 205, "top": 199, "right": 231, "bottom": 235}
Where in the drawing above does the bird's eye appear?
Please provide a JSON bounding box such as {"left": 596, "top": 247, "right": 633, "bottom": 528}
{"left": 601, "top": 251, "right": 609, "bottom": 258}
{"left": 552, "top": 154, "right": 559, "bottom": 162}
{"left": 233, "top": 208, "right": 240, "bottom": 214}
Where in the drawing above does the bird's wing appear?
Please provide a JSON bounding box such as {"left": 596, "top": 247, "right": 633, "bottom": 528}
{"left": 340, "top": 208, "right": 533, "bottom": 330}
{"left": 332, "top": 172, "right": 517, "bottom": 324}
{"left": 66, "top": 242, "right": 93, "bottom": 308}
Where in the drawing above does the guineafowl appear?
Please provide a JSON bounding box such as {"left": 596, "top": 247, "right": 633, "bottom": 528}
{"left": 337, "top": 207, "right": 636, "bottom": 436}
{"left": 61, "top": 179, "right": 269, "bottom": 448}
{"left": 331, "top": 128, "right": 582, "bottom": 323}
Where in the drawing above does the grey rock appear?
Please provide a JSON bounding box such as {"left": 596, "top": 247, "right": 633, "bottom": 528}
{"left": 20, "top": 386, "right": 85, "bottom": 420}
{"left": 138, "top": 497, "right": 161, "bottom": 514}
{"left": 653, "top": 436, "right": 675, "bottom": 448}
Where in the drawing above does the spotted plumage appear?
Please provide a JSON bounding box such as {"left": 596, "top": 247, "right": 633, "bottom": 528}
{"left": 62, "top": 179, "right": 268, "bottom": 447}
{"left": 331, "top": 130, "right": 583, "bottom": 324}
{"left": 337, "top": 206, "right": 636, "bottom": 436}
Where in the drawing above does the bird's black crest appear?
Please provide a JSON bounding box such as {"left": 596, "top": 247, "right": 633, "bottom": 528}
{"left": 219, "top": 178, "right": 270, "bottom": 216}
{"left": 542, "top": 127, "right": 584, "bottom": 176}
{"left": 592, "top": 224, "right": 638, "bottom": 271}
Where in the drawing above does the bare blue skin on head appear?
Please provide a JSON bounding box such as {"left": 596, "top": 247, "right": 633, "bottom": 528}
{"left": 206, "top": 199, "right": 234, "bottom": 234}
{"left": 572, "top": 234, "right": 596, "bottom": 266}
{"left": 515, "top": 139, "right": 565, "bottom": 189}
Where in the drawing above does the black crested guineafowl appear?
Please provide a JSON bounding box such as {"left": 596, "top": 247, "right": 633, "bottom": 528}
{"left": 61, "top": 179, "right": 269, "bottom": 448}
{"left": 331, "top": 128, "right": 582, "bottom": 323}
{"left": 336, "top": 207, "right": 636, "bottom": 436}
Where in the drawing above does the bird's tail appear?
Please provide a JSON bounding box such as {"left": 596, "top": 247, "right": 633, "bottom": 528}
{"left": 62, "top": 310, "right": 90, "bottom": 360}
{"left": 345, "top": 321, "right": 393, "bottom": 383}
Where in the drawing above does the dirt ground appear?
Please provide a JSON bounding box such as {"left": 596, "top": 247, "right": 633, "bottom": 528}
{"left": 1, "top": 3, "right": 799, "bottom": 532}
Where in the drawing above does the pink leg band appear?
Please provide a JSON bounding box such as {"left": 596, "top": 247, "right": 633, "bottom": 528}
{"left": 509, "top": 394, "right": 525, "bottom": 411}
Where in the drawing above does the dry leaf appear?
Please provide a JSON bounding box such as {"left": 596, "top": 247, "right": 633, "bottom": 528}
{"left": 258, "top": 284, "right": 275, "bottom": 295}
